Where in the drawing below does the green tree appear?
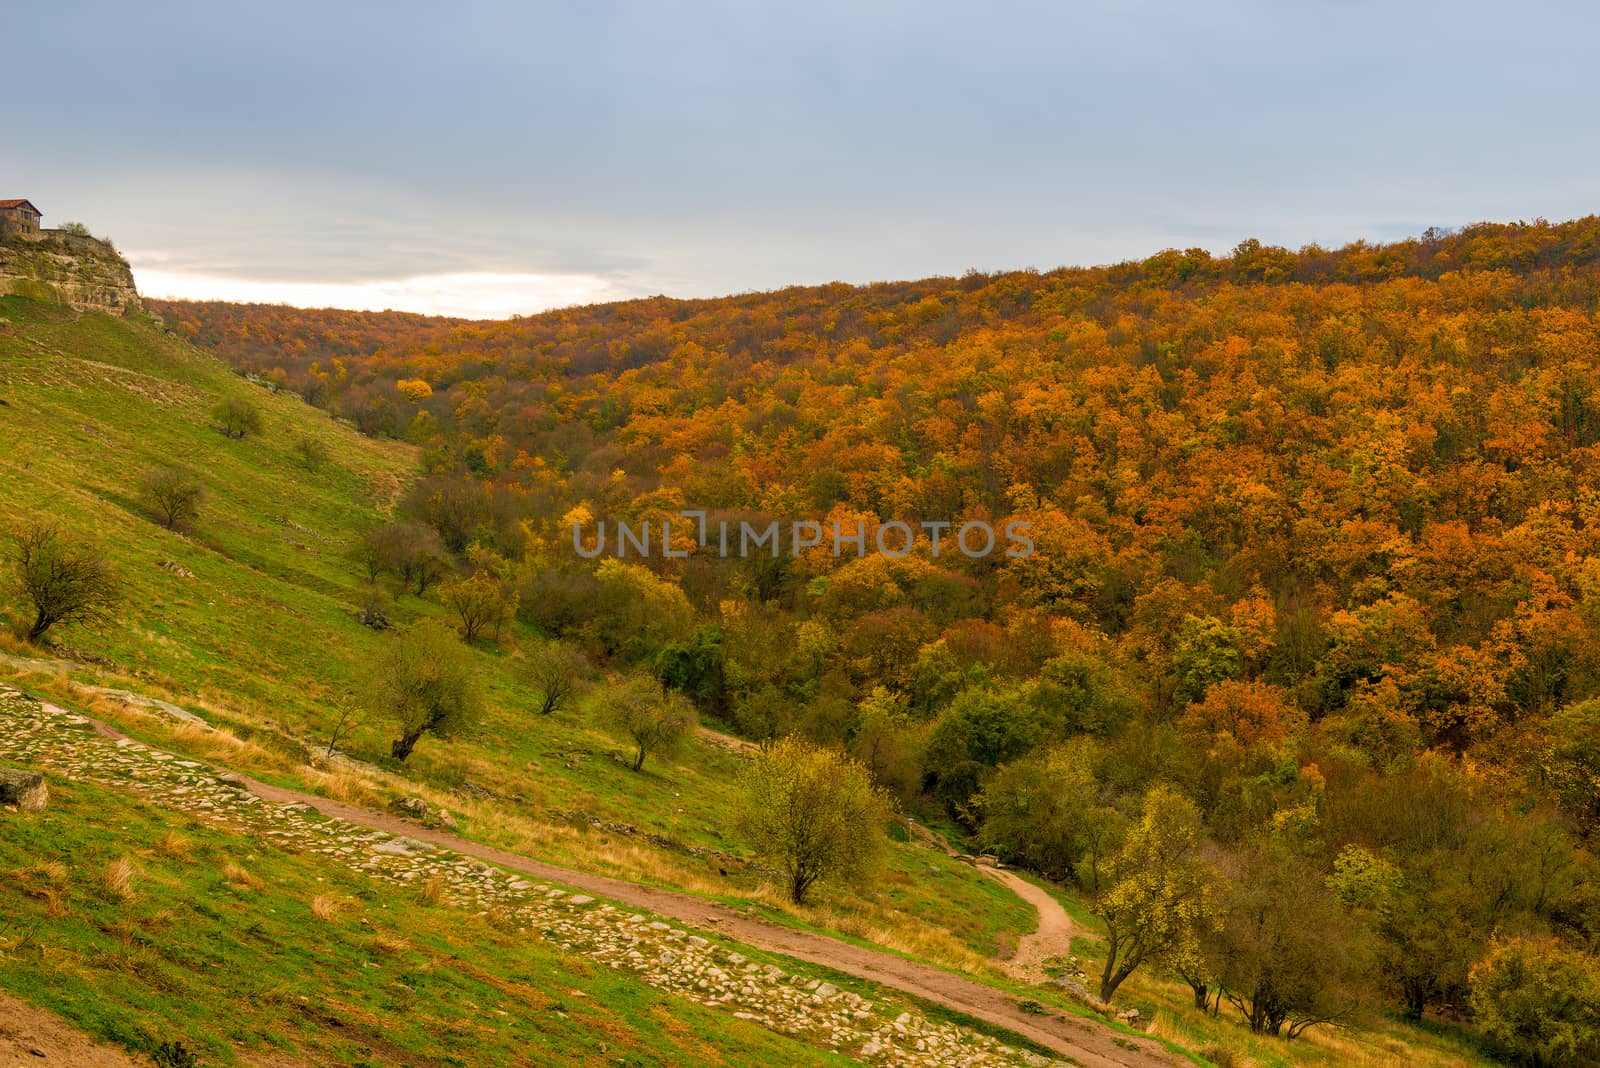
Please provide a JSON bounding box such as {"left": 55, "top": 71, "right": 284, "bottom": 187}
{"left": 1470, "top": 937, "right": 1600, "bottom": 1067}
{"left": 1541, "top": 698, "right": 1600, "bottom": 832}
{"left": 608, "top": 677, "right": 695, "bottom": 771}
{"left": 8, "top": 522, "right": 120, "bottom": 643}
{"left": 587, "top": 559, "right": 694, "bottom": 661}
{"left": 1093, "top": 786, "right": 1222, "bottom": 1003}
{"left": 924, "top": 685, "right": 1041, "bottom": 815}
{"left": 1032, "top": 650, "right": 1141, "bottom": 735}
{"left": 738, "top": 735, "right": 891, "bottom": 904}
{"left": 440, "top": 569, "right": 517, "bottom": 642}
{"left": 653, "top": 625, "right": 726, "bottom": 711}
{"left": 849, "top": 687, "right": 924, "bottom": 805}
{"left": 367, "top": 618, "right": 484, "bottom": 762}
{"left": 142, "top": 465, "right": 205, "bottom": 531}
{"left": 1171, "top": 615, "right": 1246, "bottom": 708}
{"left": 212, "top": 396, "right": 263, "bottom": 439}
{"left": 1213, "top": 843, "right": 1370, "bottom": 1036}
{"left": 975, "top": 739, "right": 1122, "bottom": 890}
{"left": 527, "top": 642, "right": 582, "bottom": 716}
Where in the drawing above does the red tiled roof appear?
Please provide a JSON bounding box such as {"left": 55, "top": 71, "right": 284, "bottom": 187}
{"left": 0, "top": 199, "right": 41, "bottom": 213}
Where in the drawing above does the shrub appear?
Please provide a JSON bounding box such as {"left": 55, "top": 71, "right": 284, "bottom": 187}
{"left": 293, "top": 435, "right": 329, "bottom": 470}
{"left": 1470, "top": 936, "right": 1600, "bottom": 1067}
{"left": 357, "top": 587, "right": 392, "bottom": 630}
{"left": 366, "top": 619, "right": 484, "bottom": 762}
{"left": 152, "top": 1041, "right": 205, "bottom": 1068}
{"left": 440, "top": 570, "right": 517, "bottom": 642}
{"left": 527, "top": 642, "right": 582, "bottom": 716}
{"left": 8, "top": 522, "right": 120, "bottom": 642}
{"left": 607, "top": 677, "right": 695, "bottom": 771}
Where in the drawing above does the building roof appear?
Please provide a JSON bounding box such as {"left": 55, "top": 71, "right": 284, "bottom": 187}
{"left": 0, "top": 199, "right": 41, "bottom": 214}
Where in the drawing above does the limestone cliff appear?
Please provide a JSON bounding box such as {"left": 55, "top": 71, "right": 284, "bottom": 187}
{"left": 0, "top": 230, "right": 145, "bottom": 316}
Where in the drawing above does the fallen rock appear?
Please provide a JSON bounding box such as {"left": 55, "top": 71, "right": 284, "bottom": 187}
{"left": 391, "top": 796, "right": 429, "bottom": 819}
{"left": 0, "top": 768, "right": 47, "bottom": 811}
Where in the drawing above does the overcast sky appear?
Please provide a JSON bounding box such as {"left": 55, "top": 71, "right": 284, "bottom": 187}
{"left": 5, "top": 1, "right": 1597, "bottom": 318}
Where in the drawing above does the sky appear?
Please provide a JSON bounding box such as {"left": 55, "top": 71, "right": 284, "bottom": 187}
{"left": 4, "top": 1, "right": 1598, "bottom": 319}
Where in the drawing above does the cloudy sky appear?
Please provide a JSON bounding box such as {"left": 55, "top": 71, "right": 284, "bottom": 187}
{"left": 5, "top": 1, "right": 1597, "bottom": 318}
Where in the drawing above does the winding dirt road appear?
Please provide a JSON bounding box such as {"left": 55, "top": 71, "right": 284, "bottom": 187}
{"left": 904, "top": 820, "right": 1082, "bottom": 983}
{"left": 983, "top": 870, "right": 1076, "bottom": 982}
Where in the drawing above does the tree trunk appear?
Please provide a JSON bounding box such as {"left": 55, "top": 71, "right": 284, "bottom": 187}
{"left": 631, "top": 745, "right": 646, "bottom": 771}
{"left": 1099, "top": 944, "right": 1136, "bottom": 1003}
{"left": 391, "top": 729, "right": 422, "bottom": 762}
{"left": 26, "top": 612, "right": 50, "bottom": 642}
{"left": 790, "top": 874, "right": 813, "bottom": 904}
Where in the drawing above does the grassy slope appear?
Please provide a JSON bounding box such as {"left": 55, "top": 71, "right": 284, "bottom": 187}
{"left": 0, "top": 296, "right": 413, "bottom": 717}
{"left": 0, "top": 776, "right": 856, "bottom": 1068}
{"left": 0, "top": 296, "right": 1029, "bottom": 978}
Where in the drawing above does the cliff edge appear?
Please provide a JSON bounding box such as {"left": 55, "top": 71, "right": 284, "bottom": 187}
{"left": 0, "top": 230, "right": 145, "bottom": 316}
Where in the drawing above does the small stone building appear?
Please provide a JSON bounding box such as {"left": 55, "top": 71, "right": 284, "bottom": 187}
{"left": 0, "top": 199, "right": 42, "bottom": 239}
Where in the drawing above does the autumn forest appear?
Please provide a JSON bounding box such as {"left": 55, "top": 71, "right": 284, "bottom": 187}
{"left": 153, "top": 215, "right": 1600, "bottom": 1061}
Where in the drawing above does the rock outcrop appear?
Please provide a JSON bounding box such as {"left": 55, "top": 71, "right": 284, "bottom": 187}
{"left": 0, "top": 230, "right": 144, "bottom": 316}
{"left": 0, "top": 767, "right": 48, "bottom": 811}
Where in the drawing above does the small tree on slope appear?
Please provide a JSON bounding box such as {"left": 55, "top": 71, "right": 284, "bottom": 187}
{"left": 738, "top": 736, "right": 891, "bottom": 904}
{"left": 367, "top": 618, "right": 483, "bottom": 762}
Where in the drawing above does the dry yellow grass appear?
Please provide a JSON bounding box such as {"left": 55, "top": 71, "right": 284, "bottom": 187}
{"left": 27, "top": 860, "right": 68, "bottom": 883}
{"left": 154, "top": 832, "right": 192, "bottom": 858}
{"left": 1140, "top": 978, "right": 1490, "bottom": 1068}
{"left": 371, "top": 931, "right": 413, "bottom": 955}
{"left": 100, "top": 857, "right": 137, "bottom": 900}
{"left": 221, "top": 860, "right": 263, "bottom": 890}
{"left": 419, "top": 874, "right": 449, "bottom": 906}
{"left": 310, "top": 894, "right": 349, "bottom": 922}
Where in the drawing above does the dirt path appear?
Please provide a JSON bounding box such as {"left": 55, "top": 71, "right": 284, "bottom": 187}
{"left": 61, "top": 711, "right": 1179, "bottom": 1068}
{"left": 697, "top": 724, "right": 756, "bottom": 752}
{"left": 904, "top": 822, "right": 1081, "bottom": 982}
{"left": 0, "top": 991, "right": 142, "bottom": 1067}
{"left": 983, "top": 870, "right": 1075, "bottom": 982}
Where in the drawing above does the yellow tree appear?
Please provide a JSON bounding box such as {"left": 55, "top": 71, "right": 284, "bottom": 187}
{"left": 738, "top": 736, "right": 891, "bottom": 904}
{"left": 1094, "top": 786, "right": 1223, "bottom": 1002}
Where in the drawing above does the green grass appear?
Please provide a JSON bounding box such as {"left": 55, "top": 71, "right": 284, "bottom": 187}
{"left": 0, "top": 776, "right": 859, "bottom": 1067}
{"left": 0, "top": 296, "right": 413, "bottom": 718}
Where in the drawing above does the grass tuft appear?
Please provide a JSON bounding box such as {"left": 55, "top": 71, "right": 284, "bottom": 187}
{"left": 100, "top": 857, "right": 137, "bottom": 900}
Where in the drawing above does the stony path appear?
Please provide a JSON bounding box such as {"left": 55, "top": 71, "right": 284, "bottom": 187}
{"left": 0, "top": 687, "right": 1180, "bottom": 1068}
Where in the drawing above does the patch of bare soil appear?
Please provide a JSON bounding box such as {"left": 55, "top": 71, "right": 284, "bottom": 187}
{"left": 0, "top": 991, "right": 142, "bottom": 1068}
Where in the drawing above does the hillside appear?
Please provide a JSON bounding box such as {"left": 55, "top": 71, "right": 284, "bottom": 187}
{"left": 143, "top": 216, "right": 1600, "bottom": 1066}
{"left": 0, "top": 299, "right": 1219, "bottom": 1066}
